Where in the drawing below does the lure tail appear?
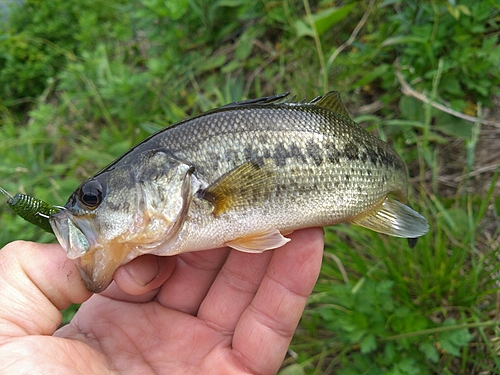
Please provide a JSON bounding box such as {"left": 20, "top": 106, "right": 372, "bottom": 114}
{"left": 0, "top": 187, "right": 59, "bottom": 234}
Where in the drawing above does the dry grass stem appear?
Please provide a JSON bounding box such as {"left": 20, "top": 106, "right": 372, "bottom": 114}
{"left": 395, "top": 62, "right": 500, "bottom": 128}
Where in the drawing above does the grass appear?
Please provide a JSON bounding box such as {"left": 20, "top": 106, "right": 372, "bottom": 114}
{"left": 1, "top": 0, "right": 500, "bottom": 373}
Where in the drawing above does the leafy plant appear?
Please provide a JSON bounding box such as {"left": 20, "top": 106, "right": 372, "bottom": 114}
{"left": 0, "top": 0, "right": 134, "bottom": 104}
{"left": 311, "top": 279, "right": 475, "bottom": 374}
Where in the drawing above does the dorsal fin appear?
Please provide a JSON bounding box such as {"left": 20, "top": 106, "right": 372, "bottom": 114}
{"left": 218, "top": 93, "right": 290, "bottom": 109}
{"left": 310, "top": 91, "right": 351, "bottom": 119}
{"left": 200, "top": 161, "right": 275, "bottom": 216}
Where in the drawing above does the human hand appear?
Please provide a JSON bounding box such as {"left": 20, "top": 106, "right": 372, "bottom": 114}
{"left": 0, "top": 228, "right": 324, "bottom": 375}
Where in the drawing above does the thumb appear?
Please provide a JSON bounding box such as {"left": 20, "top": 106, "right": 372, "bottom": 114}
{"left": 0, "top": 241, "right": 91, "bottom": 338}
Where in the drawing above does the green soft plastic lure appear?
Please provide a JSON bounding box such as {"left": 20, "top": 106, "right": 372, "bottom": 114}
{"left": 0, "top": 187, "right": 60, "bottom": 234}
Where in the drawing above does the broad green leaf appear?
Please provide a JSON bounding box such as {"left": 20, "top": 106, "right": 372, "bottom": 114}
{"left": 438, "top": 323, "right": 473, "bottom": 357}
{"left": 295, "top": 4, "right": 354, "bottom": 38}
{"left": 396, "top": 357, "right": 420, "bottom": 375}
{"left": 419, "top": 341, "right": 439, "bottom": 363}
{"left": 164, "top": 0, "right": 189, "bottom": 20}
{"left": 399, "top": 96, "right": 423, "bottom": 122}
{"left": 433, "top": 112, "right": 472, "bottom": 139}
{"left": 384, "top": 341, "right": 396, "bottom": 362}
{"left": 235, "top": 27, "right": 262, "bottom": 61}
{"left": 294, "top": 19, "right": 314, "bottom": 38}
{"left": 360, "top": 333, "right": 377, "bottom": 354}
{"left": 221, "top": 60, "right": 240, "bottom": 74}
{"left": 441, "top": 75, "right": 464, "bottom": 96}
{"left": 311, "top": 4, "right": 355, "bottom": 36}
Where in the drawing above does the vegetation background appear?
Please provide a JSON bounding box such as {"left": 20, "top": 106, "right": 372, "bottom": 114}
{"left": 1, "top": 0, "right": 499, "bottom": 373}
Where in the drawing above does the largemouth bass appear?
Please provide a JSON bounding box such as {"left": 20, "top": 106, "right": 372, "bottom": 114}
{"left": 49, "top": 91, "right": 428, "bottom": 293}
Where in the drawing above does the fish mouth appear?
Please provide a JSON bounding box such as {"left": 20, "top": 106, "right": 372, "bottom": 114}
{"left": 50, "top": 210, "right": 123, "bottom": 293}
{"left": 50, "top": 209, "right": 94, "bottom": 260}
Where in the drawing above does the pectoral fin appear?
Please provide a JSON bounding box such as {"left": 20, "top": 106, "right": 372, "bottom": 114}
{"left": 201, "top": 161, "right": 275, "bottom": 216}
{"left": 350, "top": 198, "right": 429, "bottom": 239}
{"left": 225, "top": 229, "right": 291, "bottom": 253}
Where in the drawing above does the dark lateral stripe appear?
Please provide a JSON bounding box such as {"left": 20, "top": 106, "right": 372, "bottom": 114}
{"left": 306, "top": 141, "right": 324, "bottom": 166}
{"left": 343, "top": 142, "right": 360, "bottom": 161}
{"left": 238, "top": 137, "right": 402, "bottom": 172}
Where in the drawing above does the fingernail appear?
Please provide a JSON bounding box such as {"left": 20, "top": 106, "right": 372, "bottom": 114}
{"left": 125, "top": 256, "right": 160, "bottom": 286}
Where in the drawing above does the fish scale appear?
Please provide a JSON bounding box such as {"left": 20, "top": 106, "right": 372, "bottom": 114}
{"left": 48, "top": 91, "right": 429, "bottom": 293}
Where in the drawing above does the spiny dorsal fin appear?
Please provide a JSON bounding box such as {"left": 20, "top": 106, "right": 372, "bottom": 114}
{"left": 350, "top": 197, "right": 429, "bottom": 239}
{"left": 218, "top": 93, "right": 291, "bottom": 109}
{"left": 225, "top": 228, "right": 291, "bottom": 253}
{"left": 310, "top": 91, "right": 351, "bottom": 119}
{"left": 200, "top": 161, "right": 275, "bottom": 216}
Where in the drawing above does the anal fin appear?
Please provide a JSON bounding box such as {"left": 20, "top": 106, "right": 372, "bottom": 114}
{"left": 350, "top": 198, "right": 429, "bottom": 239}
{"left": 225, "top": 229, "right": 290, "bottom": 253}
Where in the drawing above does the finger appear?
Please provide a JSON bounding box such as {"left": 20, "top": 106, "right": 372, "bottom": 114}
{"left": 0, "top": 241, "right": 91, "bottom": 338}
{"left": 231, "top": 228, "right": 324, "bottom": 375}
{"left": 197, "top": 249, "right": 272, "bottom": 333}
{"left": 101, "top": 255, "right": 176, "bottom": 303}
{"left": 155, "top": 247, "right": 230, "bottom": 314}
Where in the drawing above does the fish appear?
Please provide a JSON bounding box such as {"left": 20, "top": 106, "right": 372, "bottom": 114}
{"left": 49, "top": 91, "right": 429, "bottom": 293}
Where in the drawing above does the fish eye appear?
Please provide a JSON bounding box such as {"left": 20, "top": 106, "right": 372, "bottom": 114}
{"left": 79, "top": 179, "right": 103, "bottom": 210}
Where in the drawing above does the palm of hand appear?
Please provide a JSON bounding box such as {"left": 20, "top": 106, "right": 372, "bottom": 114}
{"left": 0, "top": 229, "right": 323, "bottom": 375}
